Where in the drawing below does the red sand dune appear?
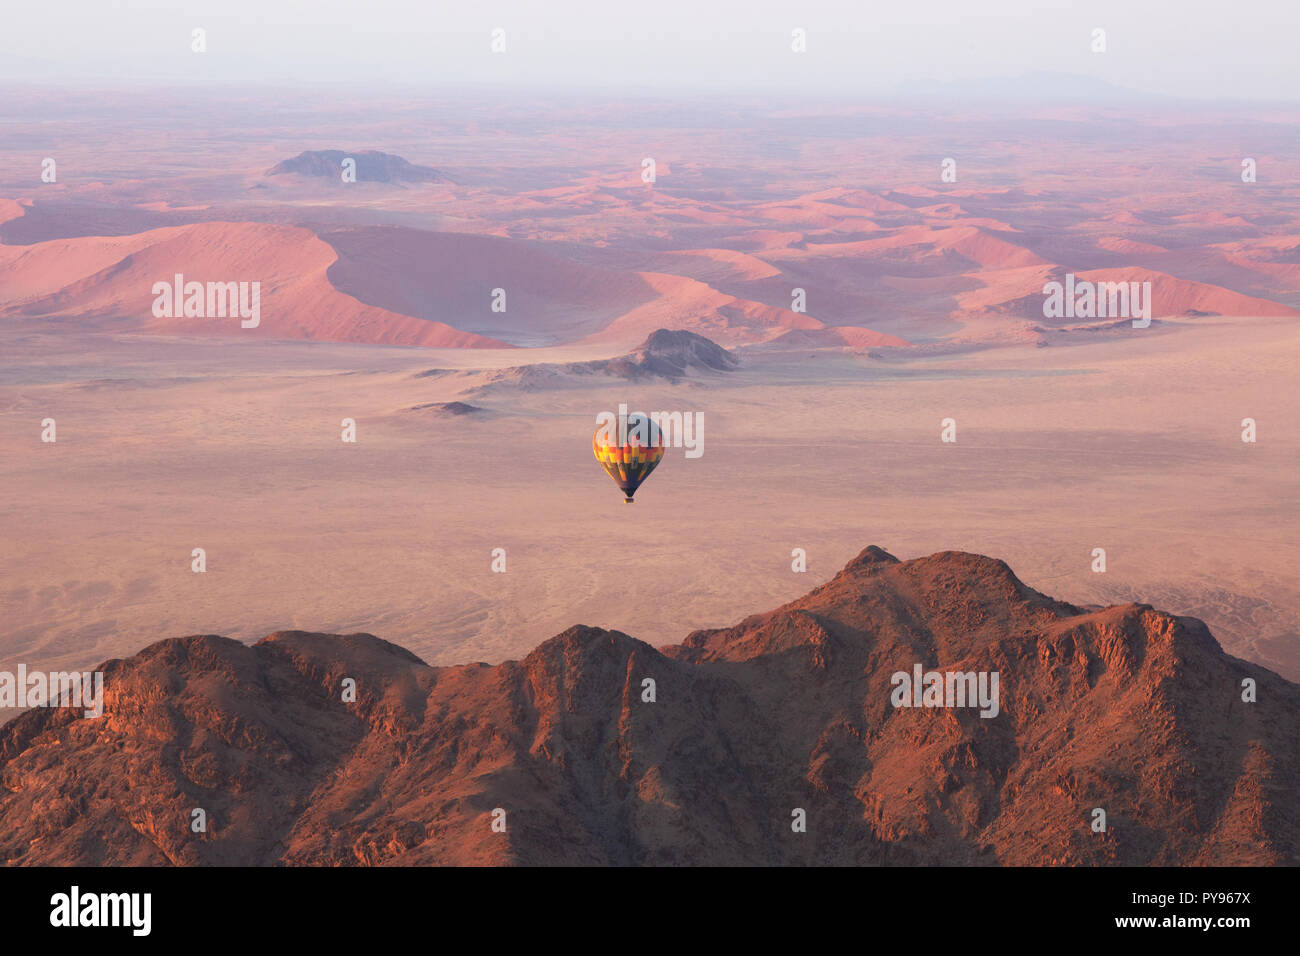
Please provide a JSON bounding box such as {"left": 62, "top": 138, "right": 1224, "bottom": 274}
{"left": 768, "top": 326, "right": 911, "bottom": 349}
{"left": 1193, "top": 238, "right": 1300, "bottom": 292}
{"left": 4, "top": 173, "right": 1297, "bottom": 351}
{"left": 1076, "top": 266, "right": 1300, "bottom": 318}
{"left": 951, "top": 263, "right": 1300, "bottom": 322}
{"left": 0, "top": 228, "right": 181, "bottom": 301}
{"left": 1, "top": 220, "right": 509, "bottom": 348}
{"left": 752, "top": 200, "right": 884, "bottom": 231}
{"left": 661, "top": 248, "right": 783, "bottom": 281}
{"left": 322, "top": 225, "right": 660, "bottom": 345}
{"left": 951, "top": 265, "right": 1059, "bottom": 315}
{"left": 728, "top": 230, "right": 807, "bottom": 251}
{"left": 791, "top": 225, "right": 1049, "bottom": 272}
{"left": 1099, "top": 210, "right": 1149, "bottom": 226}
{"left": 0, "top": 198, "right": 28, "bottom": 225}
{"left": 797, "top": 188, "right": 914, "bottom": 214}
{"left": 1096, "top": 236, "right": 1168, "bottom": 255}
{"left": 581, "top": 271, "right": 827, "bottom": 347}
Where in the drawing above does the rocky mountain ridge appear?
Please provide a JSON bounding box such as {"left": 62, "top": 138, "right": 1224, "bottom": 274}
{"left": 1, "top": 546, "right": 1294, "bottom": 866}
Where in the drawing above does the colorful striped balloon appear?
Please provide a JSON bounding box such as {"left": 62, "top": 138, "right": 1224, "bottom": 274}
{"left": 593, "top": 414, "right": 665, "bottom": 503}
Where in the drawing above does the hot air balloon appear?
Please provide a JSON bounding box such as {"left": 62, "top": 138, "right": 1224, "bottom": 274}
{"left": 593, "top": 413, "right": 665, "bottom": 503}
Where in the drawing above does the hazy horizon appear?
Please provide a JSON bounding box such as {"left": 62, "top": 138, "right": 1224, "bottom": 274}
{"left": 4, "top": 0, "right": 1300, "bottom": 102}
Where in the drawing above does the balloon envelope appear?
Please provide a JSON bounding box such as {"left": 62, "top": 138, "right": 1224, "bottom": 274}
{"left": 593, "top": 414, "right": 665, "bottom": 502}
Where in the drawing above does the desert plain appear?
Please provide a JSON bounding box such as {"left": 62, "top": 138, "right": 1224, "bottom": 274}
{"left": 1, "top": 85, "right": 1297, "bottom": 685}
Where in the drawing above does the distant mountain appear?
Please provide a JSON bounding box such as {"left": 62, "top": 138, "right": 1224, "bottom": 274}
{"left": 411, "top": 329, "right": 739, "bottom": 400}
{"left": 266, "top": 150, "right": 454, "bottom": 184}
{"left": 605, "top": 328, "right": 739, "bottom": 378}
{"left": 1, "top": 546, "right": 1294, "bottom": 866}
{"left": 406, "top": 400, "right": 488, "bottom": 418}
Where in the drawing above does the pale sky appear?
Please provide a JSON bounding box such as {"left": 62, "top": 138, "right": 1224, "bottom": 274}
{"left": 4, "top": 0, "right": 1298, "bottom": 101}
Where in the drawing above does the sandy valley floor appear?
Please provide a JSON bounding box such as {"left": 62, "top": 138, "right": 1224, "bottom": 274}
{"left": 2, "top": 313, "right": 1297, "bottom": 681}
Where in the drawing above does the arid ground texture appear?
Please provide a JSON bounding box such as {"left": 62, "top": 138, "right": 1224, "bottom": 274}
{"left": 2, "top": 89, "right": 1297, "bottom": 679}
{"left": 0, "top": 85, "right": 1297, "bottom": 865}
